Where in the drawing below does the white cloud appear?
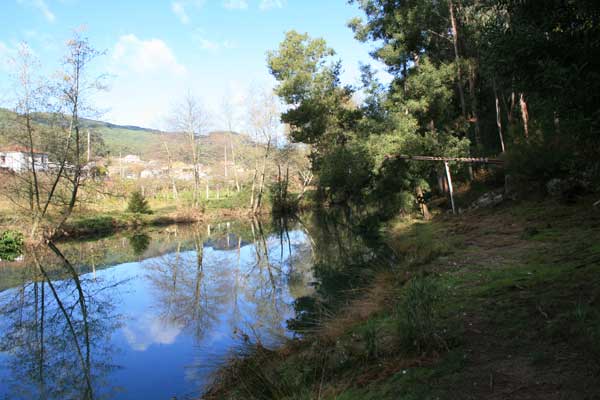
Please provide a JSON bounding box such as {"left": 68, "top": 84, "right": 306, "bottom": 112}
{"left": 259, "top": 0, "right": 285, "bottom": 10}
{"left": 122, "top": 314, "right": 184, "bottom": 351}
{"left": 223, "top": 0, "right": 248, "bottom": 10}
{"left": 171, "top": 1, "right": 189, "bottom": 24}
{"left": 112, "top": 34, "right": 187, "bottom": 76}
{"left": 193, "top": 30, "right": 236, "bottom": 51}
{"left": 94, "top": 35, "right": 189, "bottom": 127}
{"left": 170, "top": 0, "right": 206, "bottom": 24}
{"left": 17, "top": 0, "right": 56, "bottom": 22}
{"left": 198, "top": 38, "right": 220, "bottom": 50}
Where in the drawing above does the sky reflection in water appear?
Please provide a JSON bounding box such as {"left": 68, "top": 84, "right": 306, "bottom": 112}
{"left": 0, "top": 220, "right": 315, "bottom": 400}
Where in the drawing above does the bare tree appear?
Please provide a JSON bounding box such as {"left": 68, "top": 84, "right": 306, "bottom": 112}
{"left": 53, "top": 32, "right": 105, "bottom": 233}
{"left": 247, "top": 88, "right": 281, "bottom": 214}
{"left": 3, "top": 32, "right": 104, "bottom": 240}
{"left": 160, "top": 132, "right": 179, "bottom": 202}
{"left": 221, "top": 96, "right": 241, "bottom": 192}
{"left": 169, "top": 92, "right": 210, "bottom": 207}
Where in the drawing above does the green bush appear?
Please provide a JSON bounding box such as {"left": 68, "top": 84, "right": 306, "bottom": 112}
{"left": 504, "top": 135, "right": 574, "bottom": 184}
{"left": 0, "top": 230, "right": 24, "bottom": 261}
{"left": 397, "top": 274, "right": 445, "bottom": 354}
{"left": 317, "top": 144, "right": 373, "bottom": 204}
{"left": 126, "top": 191, "right": 152, "bottom": 214}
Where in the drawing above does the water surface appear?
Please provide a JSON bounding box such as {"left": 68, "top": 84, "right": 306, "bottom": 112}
{"left": 0, "top": 213, "right": 390, "bottom": 399}
{"left": 0, "top": 219, "right": 317, "bottom": 400}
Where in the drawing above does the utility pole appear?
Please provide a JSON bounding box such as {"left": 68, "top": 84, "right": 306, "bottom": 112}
{"left": 87, "top": 129, "right": 91, "bottom": 163}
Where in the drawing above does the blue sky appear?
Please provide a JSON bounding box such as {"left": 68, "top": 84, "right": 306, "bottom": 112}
{"left": 0, "top": 0, "right": 390, "bottom": 130}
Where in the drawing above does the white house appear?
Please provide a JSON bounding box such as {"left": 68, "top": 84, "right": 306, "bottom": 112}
{"left": 122, "top": 154, "right": 141, "bottom": 164}
{"left": 0, "top": 146, "right": 49, "bottom": 173}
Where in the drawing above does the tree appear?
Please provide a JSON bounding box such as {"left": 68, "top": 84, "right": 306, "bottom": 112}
{"left": 268, "top": 31, "right": 368, "bottom": 203}
{"left": 126, "top": 190, "right": 152, "bottom": 214}
{"left": 247, "top": 87, "right": 282, "bottom": 214}
{"left": 169, "top": 92, "right": 210, "bottom": 206}
{"left": 3, "top": 32, "right": 105, "bottom": 240}
{"left": 221, "top": 95, "right": 241, "bottom": 192}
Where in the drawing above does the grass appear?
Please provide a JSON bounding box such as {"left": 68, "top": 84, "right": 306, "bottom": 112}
{"left": 203, "top": 195, "right": 600, "bottom": 399}
{"left": 0, "top": 188, "right": 265, "bottom": 240}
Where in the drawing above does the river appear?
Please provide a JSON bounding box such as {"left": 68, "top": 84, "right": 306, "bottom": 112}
{"left": 0, "top": 214, "right": 391, "bottom": 399}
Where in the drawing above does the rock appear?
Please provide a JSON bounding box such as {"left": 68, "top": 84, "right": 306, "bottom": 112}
{"left": 470, "top": 189, "right": 505, "bottom": 210}
{"left": 546, "top": 178, "right": 565, "bottom": 197}
{"left": 546, "top": 177, "right": 589, "bottom": 201}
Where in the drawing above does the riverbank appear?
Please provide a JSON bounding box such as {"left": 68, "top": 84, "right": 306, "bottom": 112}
{"left": 203, "top": 195, "right": 600, "bottom": 399}
{"left": 0, "top": 190, "right": 270, "bottom": 240}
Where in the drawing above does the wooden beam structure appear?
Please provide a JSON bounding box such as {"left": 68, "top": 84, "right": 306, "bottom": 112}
{"left": 383, "top": 154, "right": 504, "bottom": 215}
{"left": 386, "top": 154, "right": 504, "bottom": 165}
{"left": 443, "top": 160, "right": 456, "bottom": 214}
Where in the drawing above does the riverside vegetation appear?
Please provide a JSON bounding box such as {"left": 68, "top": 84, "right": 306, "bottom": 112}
{"left": 203, "top": 0, "right": 600, "bottom": 398}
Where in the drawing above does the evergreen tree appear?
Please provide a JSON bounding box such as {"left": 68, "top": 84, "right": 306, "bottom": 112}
{"left": 126, "top": 191, "right": 152, "bottom": 214}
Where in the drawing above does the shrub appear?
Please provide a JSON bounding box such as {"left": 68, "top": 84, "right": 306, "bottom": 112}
{"left": 503, "top": 135, "right": 574, "bottom": 185}
{"left": 126, "top": 191, "right": 152, "bottom": 214}
{"left": 397, "top": 273, "right": 445, "bottom": 354}
{"left": 361, "top": 318, "right": 381, "bottom": 360}
{"left": 0, "top": 230, "right": 24, "bottom": 261}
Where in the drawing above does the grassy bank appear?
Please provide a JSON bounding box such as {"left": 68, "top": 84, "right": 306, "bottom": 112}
{"left": 204, "top": 196, "right": 600, "bottom": 399}
{"left": 0, "top": 189, "right": 268, "bottom": 240}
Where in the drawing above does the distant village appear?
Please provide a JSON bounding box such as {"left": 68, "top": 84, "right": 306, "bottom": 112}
{"left": 0, "top": 145, "right": 246, "bottom": 184}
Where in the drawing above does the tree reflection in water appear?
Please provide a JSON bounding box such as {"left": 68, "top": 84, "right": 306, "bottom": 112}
{"left": 144, "top": 220, "right": 311, "bottom": 349}
{"left": 0, "top": 242, "right": 123, "bottom": 400}
{"left": 0, "top": 216, "right": 370, "bottom": 399}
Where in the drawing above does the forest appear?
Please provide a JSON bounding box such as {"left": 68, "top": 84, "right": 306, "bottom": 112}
{"left": 266, "top": 0, "right": 599, "bottom": 217}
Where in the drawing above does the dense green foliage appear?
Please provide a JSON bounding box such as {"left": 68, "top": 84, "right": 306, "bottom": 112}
{"left": 126, "top": 191, "right": 152, "bottom": 214}
{"left": 268, "top": 1, "right": 600, "bottom": 214}
{"left": 0, "top": 230, "right": 24, "bottom": 261}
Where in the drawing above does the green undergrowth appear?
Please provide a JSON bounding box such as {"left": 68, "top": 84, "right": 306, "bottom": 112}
{"left": 61, "top": 211, "right": 197, "bottom": 239}
{"left": 203, "top": 196, "right": 600, "bottom": 399}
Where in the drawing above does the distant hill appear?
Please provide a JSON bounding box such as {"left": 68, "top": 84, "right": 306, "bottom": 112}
{"left": 0, "top": 108, "right": 260, "bottom": 168}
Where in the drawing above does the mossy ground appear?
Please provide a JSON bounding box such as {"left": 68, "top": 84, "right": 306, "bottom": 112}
{"left": 204, "top": 195, "right": 600, "bottom": 399}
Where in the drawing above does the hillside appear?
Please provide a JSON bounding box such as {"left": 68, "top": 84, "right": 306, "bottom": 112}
{"left": 0, "top": 108, "right": 260, "bottom": 166}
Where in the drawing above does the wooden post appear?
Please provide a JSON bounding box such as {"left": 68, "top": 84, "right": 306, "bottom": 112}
{"left": 444, "top": 161, "right": 456, "bottom": 215}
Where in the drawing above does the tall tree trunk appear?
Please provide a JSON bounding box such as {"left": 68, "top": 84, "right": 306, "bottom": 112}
{"left": 253, "top": 140, "right": 271, "bottom": 214}
{"left": 249, "top": 163, "right": 258, "bottom": 208}
{"left": 519, "top": 93, "right": 530, "bottom": 138}
{"left": 493, "top": 78, "right": 506, "bottom": 152}
{"left": 468, "top": 62, "right": 482, "bottom": 149}
{"left": 162, "top": 140, "right": 179, "bottom": 201}
{"left": 449, "top": 0, "right": 467, "bottom": 119}
{"left": 230, "top": 138, "right": 240, "bottom": 192}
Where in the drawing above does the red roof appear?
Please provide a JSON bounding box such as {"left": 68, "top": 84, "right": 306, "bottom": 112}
{"left": 0, "top": 145, "right": 47, "bottom": 154}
